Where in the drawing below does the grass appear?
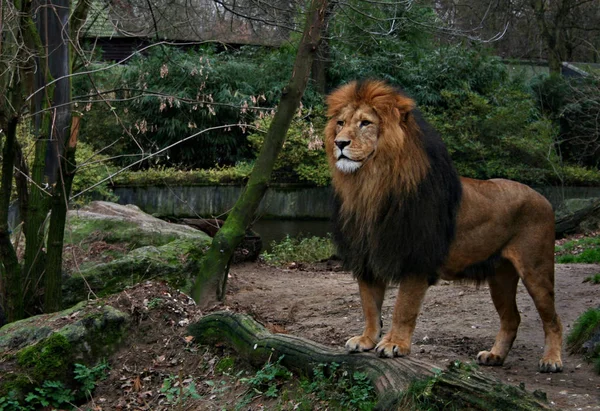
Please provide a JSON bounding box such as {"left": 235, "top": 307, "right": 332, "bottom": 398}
{"left": 584, "top": 273, "right": 600, "bottom": 284}
{"left": 555, "top": 235, "right": 600, "bottom": 263}
{"left": 567, "top": 308, "right": 600, "bottom": 375}
{"left": 261, "top": 235, "right": 335, "bottom": 266}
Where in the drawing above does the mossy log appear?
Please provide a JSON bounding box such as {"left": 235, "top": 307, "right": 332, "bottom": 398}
{"left": 555, "top": 198, "right": 600, "bottom": 238}
{"left": 189, "top": 312, "right": 550, "bottom": 410}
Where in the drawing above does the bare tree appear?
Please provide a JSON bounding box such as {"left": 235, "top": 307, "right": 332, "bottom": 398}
{"left": 0, "top": 0, "right": 90, "bottom": 320}
{"left": 191, "top": 0, "right": 329, "bottom": 307}
{"left": 433, "top": 0, "right": 600, "bottom": 70}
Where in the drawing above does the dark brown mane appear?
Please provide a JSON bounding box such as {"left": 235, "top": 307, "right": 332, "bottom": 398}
{"left": 326, "top": 80, "right": 462, "bottom": 284}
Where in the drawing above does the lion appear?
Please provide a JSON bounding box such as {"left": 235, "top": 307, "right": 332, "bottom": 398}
{"left": 325, "top": 80, "right": 563, "bottom": 373}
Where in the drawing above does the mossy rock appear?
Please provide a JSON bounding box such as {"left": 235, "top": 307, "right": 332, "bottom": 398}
{"left": 66, "top": 201, "right": 211, "bottom": 267}
{"left": 62, "top": 201, "right": 210, "bottom": 307}
{"left": 0, "top": 302, "right": 129, "bottom": 396}
{"left": 62, "top": 238, "right": 208, "bottom": 307}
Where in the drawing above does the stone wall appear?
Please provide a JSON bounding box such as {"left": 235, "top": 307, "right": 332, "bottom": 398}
{"left": 111, "top": 184, "right": 600, "bottom": 219}
{"left": 113, "top": 184, "right": 333, "bottom": 219}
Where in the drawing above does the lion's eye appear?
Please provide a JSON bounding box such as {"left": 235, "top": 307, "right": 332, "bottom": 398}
{"left": 337, "top": 120, "right": 344, "bottom": 127}
{"left": 360, "top": 120, "right": 372, "bottom": 128}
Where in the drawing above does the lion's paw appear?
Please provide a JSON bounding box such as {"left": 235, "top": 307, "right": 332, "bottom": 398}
{"left": 476, "top": 350, "right": 505, "bottom": 366}
{"left": 374, "top": 340, "right": 410, "bottom": 358}
{"left": 539, "top": 357, "right": 563, "bottom": 373}
{"left": 345, "top": 336, "right": 376, "bottom": 353}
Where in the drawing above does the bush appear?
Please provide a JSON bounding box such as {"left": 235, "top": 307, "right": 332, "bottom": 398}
{"left": 248, "top": 107, "right": 329, "bottom": 186}
{"left": 16, "top": 125, "right": 117, "bottom": 204}
{"left": 75, "top": 45, "right": 322, "bottom": 170}
{"left": 261, "top": 235, "right": 335, "bottom": 266}
{"left": 329, "top": 45, "right": 508, "bottom": 107}
{"left": 424, "top": 85, "right": 562, "bottom": 185}
{"left": 113, "top": 163, "right": 253, "bottom": 186}
{"left": 530, "top": 74, "right": 600, "bottom": 168}
{"left": 71, "top": 141, "right": 119, "bottom": 204}
{"left": 302, "top": 362, "right": 376, "bottom": 411}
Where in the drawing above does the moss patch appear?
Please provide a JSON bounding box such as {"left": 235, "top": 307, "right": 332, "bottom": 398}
{"left": 17, "top": 333, "right": 71, "bottom": 382}
{"left": 66, "top": 218, "right": 181, "bottom": 250}
{"left": 393, "top": 361, "right": 548, "bottom": 411}
{"left": 0, "top": 304, "right": 129, "bottom": 397}
{"left": 567, "top": 307, "right": 600, "bottom": 374}
{"left": 62, "top": 238, "right": 208, "bottom": 307}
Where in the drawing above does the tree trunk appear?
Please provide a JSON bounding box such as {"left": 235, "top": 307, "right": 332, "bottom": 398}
{"left": 189, "top": 312, "right": 551, "bottom": 410}
{"left": 21, "top": 127, "right": 50, "bottom": 312}
{"left": 41, "top": 0, "right": 75, "bottom": 313}
{"left": 529, "top": 0, "right": 568, "bottom": 75}
{"left": 191, "top": 0, "right": 328, "bottom": 308}
{"left": 44, "top": 117, "right": 78, "bottom": 312}
{"left": 310, "top": 3, "right": 335, "bottom": 94}
{"left": 0, "top": 117, "right": 23, "bottom": 322}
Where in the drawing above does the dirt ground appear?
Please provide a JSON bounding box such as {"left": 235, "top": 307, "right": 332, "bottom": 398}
{"left": 226, "top": 261, "right": 600, "bottom": 410}
{"left": 86, "top": 261, "right": 600, "bottom": 410}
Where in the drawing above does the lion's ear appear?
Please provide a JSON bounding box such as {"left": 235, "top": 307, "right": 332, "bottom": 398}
{"left": 393, "top": 96, "right": 415, "bottom": 124}
{"left": 396, "top": 95, "right": 415, "bottom": 114}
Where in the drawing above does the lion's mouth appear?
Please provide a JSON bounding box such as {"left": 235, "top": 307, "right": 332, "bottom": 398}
{"left": 335, "top": 151, "right": 374, "bottom": 173}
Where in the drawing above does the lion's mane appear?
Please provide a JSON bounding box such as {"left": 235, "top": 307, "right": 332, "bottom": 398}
{"left": 326, "top": 81, "right": 463, "bottom": 285}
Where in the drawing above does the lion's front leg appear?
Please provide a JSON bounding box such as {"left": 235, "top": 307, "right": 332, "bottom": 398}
{"left": 375, "top": 275, "right": 429, "bottom": 358}
{"left": 346, "top": 278, "right": 386, "bottom": 352}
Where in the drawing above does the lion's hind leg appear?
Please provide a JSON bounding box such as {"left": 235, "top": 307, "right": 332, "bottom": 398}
{"left": 504, "top": 246, "right": 563, "bottom": 373}
{"left": 346, "top": 278, "right": 386, "bottom": 352}
{"left": 477, "top": 260, "right": 520, "bottom": 367}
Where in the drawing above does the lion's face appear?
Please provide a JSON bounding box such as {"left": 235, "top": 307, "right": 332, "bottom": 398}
{"left": 330, "top": 105, "right": 380, "bottom": 174}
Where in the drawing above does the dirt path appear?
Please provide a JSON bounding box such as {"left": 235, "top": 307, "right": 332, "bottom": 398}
{"left": 227, "top": 262, "right": 600, "bottom": 410}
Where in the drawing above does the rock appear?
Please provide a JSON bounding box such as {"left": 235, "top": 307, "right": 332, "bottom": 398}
{"left": 62, "top": 238, "right": 206, "bottom": 307}
{"left": 68, "top": 201, "right": 209, "bottom": 246}
{"left": 62, "top": 201, "right": 211, "bottom": 307}
{"left": 0, "top": 301, "right": 129, "bottom": 396}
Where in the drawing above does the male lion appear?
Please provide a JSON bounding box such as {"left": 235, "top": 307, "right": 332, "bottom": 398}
{"left": 325, "top": 80, "right": 563, "bottom": 373}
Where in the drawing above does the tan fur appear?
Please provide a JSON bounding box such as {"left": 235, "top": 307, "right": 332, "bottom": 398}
{"left": 327, "top": 81, "right": 563, "bottom": 372}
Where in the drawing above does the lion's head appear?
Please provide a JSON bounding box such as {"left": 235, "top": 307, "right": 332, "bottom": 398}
{"left": 325, "top": 80, "right": 462, "bottom": 284}
{"left": 325, "top": 80, "right": 431, "bottom": 222}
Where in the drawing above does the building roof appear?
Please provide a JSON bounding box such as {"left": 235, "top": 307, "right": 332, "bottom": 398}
{"left": 80, "top": 0, "right": 293, "bottom": 46}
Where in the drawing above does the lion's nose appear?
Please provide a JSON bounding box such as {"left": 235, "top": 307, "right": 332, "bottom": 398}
{"left": 335, "top": 140, "right": 351, "bottom": 150}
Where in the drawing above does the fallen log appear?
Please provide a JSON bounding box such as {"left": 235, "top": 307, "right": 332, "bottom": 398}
{"left": 555, "top": 198, "right": 600, "bottom": 238}
{"left": 189, "top": 311, "right": 550, "bottom": 410}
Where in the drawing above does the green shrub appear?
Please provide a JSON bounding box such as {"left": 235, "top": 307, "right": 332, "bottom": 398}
{"left": 75, "top": 45, "right": 322, "bottom": 170}
{"left": 261, "top": 235, "right": 335, "bottom": 266}
{"left": 160, "top": 375, "right": 201, "bottom": 406}
{"left": 240, "top": 356, "right": 292, "bottom": 399}
{"left": 71, "top": 141, "right": 119, "bottom": 204}
{"left": 530, "top": 74, "right": 600, "bottom": 168}
{"left": 557, "top": 249, "right": 600, "bottom": 264}
{"left": 424, "top": 85, "right": 562, "bottom": 185}
{"left": 0, "top": 361, "right": 110, "bottom": 410}
{"left": 329, "top": 45, "right": 507, "bottom": 107}
{"left": 302, "top": 362, "right": 376, "bottom": 411}
{"left": 248, "top": 108, "right": 329, "bottom": 186}
{"left": 73, "top": 360, "right": 110, "bottom": 399}
{"left": 113, "top": 163, "right": 253, "bottom": 186}
{"left": 16, "top": 125, "right": 118, "bottom": 204}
